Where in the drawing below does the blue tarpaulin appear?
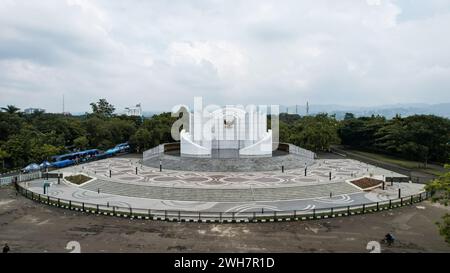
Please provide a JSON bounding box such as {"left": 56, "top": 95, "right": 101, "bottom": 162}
{"left": 23, "top": 163, "right": 40, "bottom": 172}
{"left": 52, "top": 149, "right": 99, "bottom": 161}
{"left": 51, "top": 159, "right": 74, "bottom": 168}
{"left": 39, "top": 161, "right": 52, "bottom": 168}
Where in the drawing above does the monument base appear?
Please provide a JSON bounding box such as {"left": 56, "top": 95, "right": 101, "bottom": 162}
{"left": 143, "top": 151, "right": 312, "bottom": 172}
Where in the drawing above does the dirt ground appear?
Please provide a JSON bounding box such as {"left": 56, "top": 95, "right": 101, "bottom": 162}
{"left": 0, "top": 185, "right": 449, "bottom": 253}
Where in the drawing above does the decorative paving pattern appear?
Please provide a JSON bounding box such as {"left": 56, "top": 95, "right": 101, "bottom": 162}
{"left": 314, "top": 194, "right": 354, "bottom": 204}
{"left": 63, "top": 157, "right": 404, "bottom": 189}
{"left": 15, "top": 156, "right": 423, "bottom": 218}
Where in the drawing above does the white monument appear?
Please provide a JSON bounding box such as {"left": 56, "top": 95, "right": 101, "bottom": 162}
{"left": 180, "top": 105, "right": 273, "bottom": 157}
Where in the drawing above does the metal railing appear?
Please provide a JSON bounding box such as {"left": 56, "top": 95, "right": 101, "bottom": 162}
{"left": 1, "top": 171, "right": 42, "bottom": 186}
{"left": 14, "top": 177, "right": 429, "bottom": 223}
{"left": 0, "top": 149, "right": 131, "bottom": 186}
{"left": 0, "top": 168, "right": 23, "bottom": 178}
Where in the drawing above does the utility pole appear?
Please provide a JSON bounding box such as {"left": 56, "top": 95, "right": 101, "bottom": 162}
{"left": 306, "top": 101, "right": 309, "bottom": 116}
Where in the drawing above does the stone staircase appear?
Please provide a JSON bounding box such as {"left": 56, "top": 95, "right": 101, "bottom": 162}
{"left": 143, "top": 153, "right": 313, "bottom": 172}
{"left": 81, "top": 179, "right": 360, "bottom": 202}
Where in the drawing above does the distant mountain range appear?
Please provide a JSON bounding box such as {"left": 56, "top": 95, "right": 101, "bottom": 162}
{"left": 70, "top": 103, "right": 450, "bottom": 119}
{"left": 279, "top": 103, "right": 450, "bottom": 119}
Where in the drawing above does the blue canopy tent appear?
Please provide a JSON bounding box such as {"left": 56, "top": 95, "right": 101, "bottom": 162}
{"left": 113, "top": 143, "right": 130, "bottom": 153}
{"left": 52, "top": 149, "right": 99, "bottom": 162}
{"left": 104, "top": 147, "right": 120, "bottom": 155}
{"left": 39, "top": 161, "right": 52, "bottom": 169}
{"left": 80, "top": 149, "right": 100, "bottom": 155}
{"left": 115, "top": 142, "right": 129, "bottom": 148}
{"left": 51, "top": 159, "right": 74, "bottom": 168}
{"left": 23, "top": 163, "right": 40, "bottom": 173}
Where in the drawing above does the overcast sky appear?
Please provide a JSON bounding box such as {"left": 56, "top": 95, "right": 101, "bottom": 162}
{"left": 1, "top": 0, "right": 450, "bottom": 113}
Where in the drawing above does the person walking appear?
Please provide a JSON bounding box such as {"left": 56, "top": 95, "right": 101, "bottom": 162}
{"left": 384, "top": 233, "right": 395, "bottom": 246}
{"left": 3, "top": 243, "right": 10, "bottom": 253}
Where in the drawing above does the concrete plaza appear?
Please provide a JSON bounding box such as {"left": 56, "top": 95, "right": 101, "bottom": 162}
{"left": 20, "top": 157, "right": 425, "bottom": 216}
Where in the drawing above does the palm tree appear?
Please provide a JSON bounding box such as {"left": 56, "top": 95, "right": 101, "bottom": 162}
{"left": 1, "top": 105, "right": 20, "bottom": 114}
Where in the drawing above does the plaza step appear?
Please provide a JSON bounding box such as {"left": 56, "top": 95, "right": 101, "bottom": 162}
{"left": 80, "top": 179, "right": 359, "bottom": 202}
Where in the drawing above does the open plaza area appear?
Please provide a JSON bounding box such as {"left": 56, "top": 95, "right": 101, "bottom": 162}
{"left": 15, "top": 154, "right": 426, "bottom": 222}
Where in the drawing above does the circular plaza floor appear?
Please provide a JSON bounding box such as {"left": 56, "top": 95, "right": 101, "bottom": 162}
{"left": 18, "top": 155, "right": 427, "bottom": 222}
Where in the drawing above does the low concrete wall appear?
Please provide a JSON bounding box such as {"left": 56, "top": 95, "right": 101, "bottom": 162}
{"left": 239, "top": 130, "right": 273, "bottom": 156}
{"left": 142, "top": 144, "right": 164, "bottom": 161}
{"left": 287, "top": 143, "right": 316, "bottom": 161}
{"left": 180, "top": 130, "right": 211, "bottom": 157}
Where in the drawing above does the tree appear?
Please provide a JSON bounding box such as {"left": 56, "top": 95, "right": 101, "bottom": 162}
{"left": 31, "top": 144, "right": 63, "bottom": 162}
{"left": 425, "top": 165, "right": 450, "bottom": 243}
{"left": 285, "top": 114, "right": 340, "bottom": 152}
{"left": 301, "top": 115, "right": 340, "bottom": 151}
{"left": 3, "top": 127, "right": 37, "bottom": 167}
{"left": 27, "top": 114, "right": 85, "bottom": 146}
{"left": 344, "top": 112, "right": 355, "bottom": 120}
{"left": 0, "top": 148, "right": 10, "bottom": 170}
{"left": 129, "top": 128, "right": 152, "bottom": 152}
{"left": 142, "top": 112, "right": 177, "bottom": 147}
{"left": 1, "top": 105, "right": 20, "bottom": 114}
{"left": 278, "top": 121, "right": 290, "bottom": 143}
{"left": 73, "top": 136, "right": 89, "bottom": 150}
{"left": 90, "top": 99, "right": 115, "bottom": 118}
{"left": 83, "top": 117, "right": 112, "bottom": 149}
{"left": 339, "top": 115, "right": 386, "bottom": 148}
{"left": 105, "top": 118, "right": 137, "bottom": 144}
{"left": 374, "top": 115, "right": 450, "bottom": 163}
{"left": 0, "top": 111, "right": 23, "bottom": 141}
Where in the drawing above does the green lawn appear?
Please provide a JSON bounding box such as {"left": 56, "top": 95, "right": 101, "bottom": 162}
{"left": 65, "top": 174, "right": 92, "bottom": 185}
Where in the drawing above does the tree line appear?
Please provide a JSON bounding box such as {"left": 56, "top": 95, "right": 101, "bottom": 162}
{"left": 1, "top": 100, "right": 449, "bottom": 172}
{"left": 0, "top": 100, "right": 175, "bottom": 171}
{"left": 278, "top": 112, "right": 450, "bottom": 164}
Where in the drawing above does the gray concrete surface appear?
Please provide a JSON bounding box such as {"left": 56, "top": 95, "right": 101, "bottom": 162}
{"left": 0, "top": 185, "right": 449, "bottom": 253}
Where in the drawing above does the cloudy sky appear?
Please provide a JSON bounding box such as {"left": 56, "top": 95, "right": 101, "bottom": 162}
{"left": 1, "top": 0, "right": 450, "bottom": 113}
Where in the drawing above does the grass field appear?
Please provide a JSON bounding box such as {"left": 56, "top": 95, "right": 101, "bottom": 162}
{"left": 64, "top": 174, "right": 92, "bottom": 185}
{"left": 344, "top": 149, "right": 444, "bottom": 176}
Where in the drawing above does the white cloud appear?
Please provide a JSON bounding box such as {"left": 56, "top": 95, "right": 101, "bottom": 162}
{"left": 168, "top": 41, "right": 247, "bottom": 79}
{"left": 0, "top": 0, "right": 449, "bottom": 112}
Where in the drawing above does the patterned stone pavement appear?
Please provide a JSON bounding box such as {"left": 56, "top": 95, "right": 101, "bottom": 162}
{"left": 24, "top": 178, "right": 424, "bottom": 215}
{"left": 60, "top": 157, "right": 405, "bottom": 189}
{"left": 18, "top": 157, "right": 425, "bottom": 215}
